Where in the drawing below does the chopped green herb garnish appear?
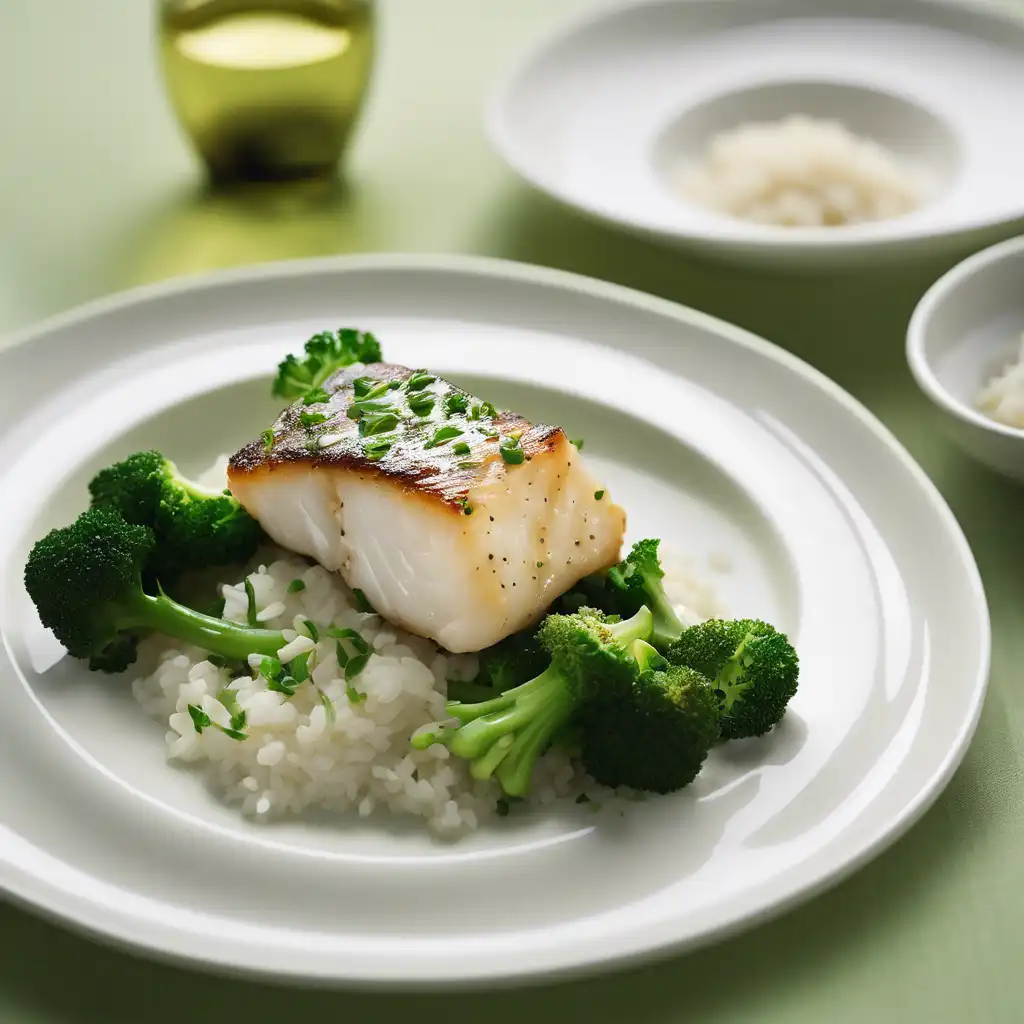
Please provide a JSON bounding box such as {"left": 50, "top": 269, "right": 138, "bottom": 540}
{"left": 425, "top": 425, "right": 463, "bottom": 449}
{"left": 287, "top": 579, "right": 306, "bottom": 593}
{"left": 570, "top": 438, "right": 584, "bottom": 450}
{"left": 319, "top": 689, "right": 337, "bottom": 722}
{"left": 259, "top": 656, "right": 283, "bottom": 682}
{"left": 347, "top": 399, "right": 399, "bottom": 421}
{"left": 352, "top": 376, "right": 373, "bottom": 398}
{"left": 244, "top": 577, "right": 258, "bottom": 627}
{"left": 406, "top": 371, "right": 436, "bottom": 392}
{"left": 575, "top": 793, "right": 591, "bottom": 804}
{"left": 478, "top": 426, "right": 498, "bottom": 438}
{"left": 537, "top": 561, "right": 544, "bottom": 568}
{"left": 407, "top": 392, "right": 436, "bottom": 416}
{"left": 352, "top": 588, "right": 376, "bottom": 614}
{"left": 594, "top": 490, "right": 605, "bottom": 500}
{"left": 458, "top": 497, "right": 474, "bottom": 516}
{"left": 187, "top": 703, "right": 212, "bottom": 733}
{"left": 290, "top": 651, "right": 312, "bottom": 684}
{"left": 345, "top": 653, "right": 370, "bottom": 680}
{"left": 299, "top": 410, "right": 328, "bottom": 429}
{"left": 452, "top": 442, "right": 471, "bottom": 455}
{"left": 479, "top": 401, "right": 497, "bottom": 418}
{"left": 260, "top": 429, "right": 274, "bottom": 454}
{"left": 303, "top": 619, "right": 319, "bottom": 643}
{"left": 443, "top": 392, "right": 469, "bottom": 417}
{"left": 499, "top": 436, "right": 525, "bottom": 465}
{"left": 457, "top": 461, "right": 481, "bottom": 470}
{"left": 303, "top": 387, "right": 331, "bottom": 406}
{"left": 363, "top": 437, "right": 393, "bottom": 461}
{"left": 346, "top": 684, "right": 366, "bottom": 704}
{"left": 268, "top": 674, "right": 298, "bottom": 697}
{"left": 359, "top": 412, "right": 400, "bottom": 436}
{"left": 361, "top": 379, "right": 401, "bottom": 401}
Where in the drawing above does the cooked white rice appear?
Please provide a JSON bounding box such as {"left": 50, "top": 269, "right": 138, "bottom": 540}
{"left": 677, "top": 115, "right": 928, "bottom": 228}
{"left": 977, "top": 335, "right": 1024, "bottom": 429}
{"left": 131, "top": 463, "right": 720, "bottom": 834}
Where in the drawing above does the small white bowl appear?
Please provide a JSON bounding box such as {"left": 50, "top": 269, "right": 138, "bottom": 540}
{"left": 908, "top": 234, "right": 1024, "bottom": 482}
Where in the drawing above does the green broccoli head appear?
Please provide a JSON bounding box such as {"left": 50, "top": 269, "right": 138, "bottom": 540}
{"left": 479, "top": 628, "right": 548, "bottom": 692}
{"left": 411, "top": 606, "right": 653, "bottom": 797}
{"left": 24, "top": 508, "right": 154, "bottom": 662}
{"left": 24, "top": 508, "right": 286, "bottom": 673}
{"left": 667, "top": 619, "right": 798, "bottom": 739}
{"left": 273, "top": 328, "right": 382, "bottom": 400}
{"left": 584, "top": 539, "right": 686, "bottom": 650}
{"left": 89, "top": 451, "right": 262, "bottom": 577}
{"left": 580, "top": 640, "right": 720, "bottom": 793}
{"left": 87, "top": 450, "right": 168, "bottom": 526}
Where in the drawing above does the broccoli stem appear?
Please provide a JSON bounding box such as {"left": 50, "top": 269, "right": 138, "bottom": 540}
{"left": 118, "top": 589, "right": 285, "bottom": 661}
{"left": 495, "top": 688, "right": 576, "bottom": 796}
{"left": 645, "top": 589, "right": 686, "bottom": 650}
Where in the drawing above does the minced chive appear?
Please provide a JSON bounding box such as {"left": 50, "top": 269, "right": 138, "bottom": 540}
{"left": 352, "top": 588, "right": 376, "bottom": 614}
{"left": 452, "top": 441, "right": 471, "bottom": 455}
{"left": 357, "top": 379, "right": 400, "bottom": 401}
{"left": 187, "top": 704, "right": 211, "bottom": 733}
{"left": 478, "top": 426, "right": 498, "bottom": 438}
{"left": 359, "top": 412, "right": 400, "bottom": 436}
{"left": 348, "top": 399, "right": 399, "bottom": 421}
{"left": 537, "top": 561, "right": 544, "bottom": 568}
{"left": 457, "top": 461, "right": 481, "bottom": 470}
{"left": 499, "top": 436, "right": 525, "bottom": 465}
{"left": 244, "top": 577, "right": 258, "bottom": 626}
{"left": 594, "top": 490, "right": 605, "bottom": 500}
{"left": 346, "top": 684, "right": 366, "bottom": 704}
{"left": 268, "top": 675, "right": 298, "bottom": 697}
{"left": 406, "top": 371, "right": 436, "bottom": 392}
{"left": 303, "top": 387, "right": 331, "bottom": 406}
{"left": 260, "top": 429, "right": 274, "bottom": 454}
{"left": 320, "top": 690, "right": 337, "bottom": 722}
{"left": 345, "top": 653, "right": 370, "bottom": 680}
{"left": 408, "top": 392, "right": 436, "bottom": 416}
{"left": 300, "top": 410, "right": 328, "bottom": 429}
{"left": 425, "top": 425, "right": 463, "bottom": 449}
{"left": 479, "top": 402, "right": 497, "bottom": 418}
{"left": 570, "top": 438, "right": 584, "bottom": 450}
{"left": 287, "top": 579, "right": 306, "bottom": 593}
{"left": 259, "top": 656, "right": 283, "bottom": 682}
{"left": 363, "top": 437, "right": 393, "bottom": 461}
{"left": 303, "top": 619, "right": 319, "bottom": 643}
{"left": 290, "top": 651, "right": 312, "bottom": 684}
{"left": 443, "top": 392, "right": 469, "bottom": 417}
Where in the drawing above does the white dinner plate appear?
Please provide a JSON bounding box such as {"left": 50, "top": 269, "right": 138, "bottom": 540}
{"left": 488, "top": 0, "right": 1024, "bottom": 266}
{"left": 0, "top": 256, "right": 989, "bottom": 986}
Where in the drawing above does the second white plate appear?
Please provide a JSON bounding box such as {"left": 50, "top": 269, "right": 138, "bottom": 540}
{"left": 0, "top": 255, "right": 989, "bottom": 986}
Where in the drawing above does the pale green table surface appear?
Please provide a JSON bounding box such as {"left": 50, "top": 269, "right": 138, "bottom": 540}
{"left": 2, "top": 1, "right": 1023, "bottom": 1021}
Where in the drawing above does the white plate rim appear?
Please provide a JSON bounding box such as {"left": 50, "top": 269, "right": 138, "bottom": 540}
{"left": 485, "top": 0, "right": 1024, "bottom": 257}
{"left": 0, "top": 253, "right": 991, "bottom": 987}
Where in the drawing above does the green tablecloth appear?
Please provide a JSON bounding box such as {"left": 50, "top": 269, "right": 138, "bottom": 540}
{"left": 1, "top": 1, "right": 1022, "bottom": 1020}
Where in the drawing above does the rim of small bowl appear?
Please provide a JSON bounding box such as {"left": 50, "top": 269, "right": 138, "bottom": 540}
{"left": 907, "top": 234, "right": 1024, "bottom": 441}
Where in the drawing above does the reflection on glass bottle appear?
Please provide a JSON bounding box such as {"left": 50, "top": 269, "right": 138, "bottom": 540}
{"left": 159, "top": 0, "right": 374, "bottom": 182}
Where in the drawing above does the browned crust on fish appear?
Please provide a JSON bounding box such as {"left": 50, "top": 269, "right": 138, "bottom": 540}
{"left": 229, "top": 364, "right": 565, "bottom": 514}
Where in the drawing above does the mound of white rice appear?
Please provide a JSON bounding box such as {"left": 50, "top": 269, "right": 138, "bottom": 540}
{"left": 977, "top": 335, "right": 1024, "bottom": 429}
{"left": 677, "top": 114, "right": 928, "bottom": 228}
{"left": 132, "top": 462, "right": 720, "bottom": 835}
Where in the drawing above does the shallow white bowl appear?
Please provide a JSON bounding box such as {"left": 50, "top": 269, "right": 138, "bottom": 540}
{"left": 908, "top": 234, "right": 1024, "bottom": 483}
{"left": 488, "top": 0, "right": 1024, "bottom": 266}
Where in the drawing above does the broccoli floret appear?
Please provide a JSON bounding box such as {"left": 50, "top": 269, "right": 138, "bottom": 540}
{"left": 412, "top": 605, "right": 653, "bottom": 796}
{"left": 579, "top": 639, "right": 719, "bottom": 793}
{"left": 272, "top": 328, "right": 382, "bottom": 400}
{"left": 24, "top": 509, "right": 286, "bottom": 672}
{"left": 446, "top": 630, "right": 546, "bottom": 704}
{"left": 587, "top": 539, "right": 686, "bottom": 650}
{"left": 89, "top": 450, "right": 262, "bottom": 576}
{"left": 667, "top": 619, "right": 799, "bottom": 739}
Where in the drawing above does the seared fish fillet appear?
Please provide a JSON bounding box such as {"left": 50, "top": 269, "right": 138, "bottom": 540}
{"left": 228, "top": 363, "right": 625, "bottom": 652}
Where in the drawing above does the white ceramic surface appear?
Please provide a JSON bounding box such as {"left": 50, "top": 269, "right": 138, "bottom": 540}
{"left": 0, "top": 256, "right": 989, "bottom": 987}
{"left": 908, "top": 234, "right": 1024, "bottom": 482}
{"left": 487, "top": 0, "right": 1024, "bottom": 266}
